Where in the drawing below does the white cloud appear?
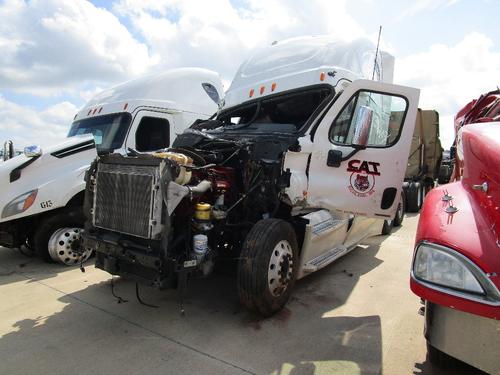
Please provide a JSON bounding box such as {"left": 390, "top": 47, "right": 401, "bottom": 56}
{"left": 0, "top": 0, "right": 155, "bottom": 96}
{"left": 0, "top": 97, "right": 77, "bottom": 148}
{"left": 113, "top": 0, "right": 367, "bottom": 81}
{"left": 398, "top": 0, "right": 459, "bottom": 19}
{"left": 395, "top": 32, "right": 500, "bottom": 149}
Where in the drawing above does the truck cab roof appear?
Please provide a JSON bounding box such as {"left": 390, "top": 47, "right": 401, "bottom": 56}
{"left": 223, "top": 36, "right": 394, "bottom": 110}
{"left": 75, "top": 68, "right": 223, "bottom": 121}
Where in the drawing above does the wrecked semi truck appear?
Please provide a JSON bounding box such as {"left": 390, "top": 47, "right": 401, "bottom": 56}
{"left": 81, "top": 37, "right": 419, "bottom": 316}
{"left": 0, "top": 68, "right": 223, "bottom": 265}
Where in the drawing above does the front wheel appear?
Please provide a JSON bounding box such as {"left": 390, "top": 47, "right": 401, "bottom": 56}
{"left": 427, "top": 342, "right": 459, "bottom": 368}
{"left": 33, "top": 208, "right": 92, "bottom": 265}
{"left": 237, "top": 219, "right": 299, "bottom": 317}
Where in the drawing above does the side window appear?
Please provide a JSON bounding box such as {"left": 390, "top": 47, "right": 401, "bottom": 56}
{"left": 135, "top": 117, "right": 170, "bottom": 152}
{"left": 329, "top": 90, "right": 408, "bottom": 147}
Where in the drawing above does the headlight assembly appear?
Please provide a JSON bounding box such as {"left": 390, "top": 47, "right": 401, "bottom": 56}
{"left": 1, "top": 189, "right": 38, "bottom": 218}
{"left": 412, "top": 242, "right": 500, "bottom": 305}
{"left": 413, "top": 242, "right": 487, "bottom": 294}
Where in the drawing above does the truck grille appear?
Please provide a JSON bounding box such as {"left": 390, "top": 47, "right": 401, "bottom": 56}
{"left": 93, "top": 163, "right": 163, "bottom": 239}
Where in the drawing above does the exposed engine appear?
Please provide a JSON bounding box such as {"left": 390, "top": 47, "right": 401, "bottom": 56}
{"left": 82, "top": 131, "right": 297, "bottom": 288}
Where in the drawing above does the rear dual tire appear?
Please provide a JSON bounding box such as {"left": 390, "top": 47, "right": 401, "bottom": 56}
{"left": 406, "top": 181, "right": 424, "bottom": 213}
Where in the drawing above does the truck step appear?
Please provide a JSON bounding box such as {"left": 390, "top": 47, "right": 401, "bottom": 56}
{"left": 303, "top": 246, "right": 348, "bottom": 273}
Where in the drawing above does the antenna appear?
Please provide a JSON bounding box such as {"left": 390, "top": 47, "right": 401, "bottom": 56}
{"left": 372, "top": 25, "right": 382, "bottom": 81}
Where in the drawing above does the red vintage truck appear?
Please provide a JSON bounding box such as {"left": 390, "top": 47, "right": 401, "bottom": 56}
{"left": 410, "top": 91, "right": 500, "bottom": 373}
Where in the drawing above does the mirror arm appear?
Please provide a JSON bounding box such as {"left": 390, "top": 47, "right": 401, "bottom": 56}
{"left": 341, "top": 145, "right": 366, "bottom": 161}
{"left": 327, "top": 145, "right": 366, "bottom": 167}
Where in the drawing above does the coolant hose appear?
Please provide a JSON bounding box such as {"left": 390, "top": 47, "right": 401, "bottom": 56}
{"left": 187, "top": 180, "right": 211, "bottom": 195}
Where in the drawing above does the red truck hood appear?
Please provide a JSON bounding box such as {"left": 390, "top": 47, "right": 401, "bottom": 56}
{"left": 413, "top": 123, "right": 500, "bottom": 319}
{"left": 419, "top": 123, "right": 500, "bottom": 283}
{"left": 416, "top": 183, "right": 500, "bottom": 286}
{"left": 460, "top": 122, "right": 500, "bottom": 234}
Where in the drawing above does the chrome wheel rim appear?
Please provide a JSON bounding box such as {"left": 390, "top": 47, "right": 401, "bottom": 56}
{"left": 267, "top": 240, "right": 293, "bottom": 297}
{"left": 48, "top": 227, "right": 92, "bottom": 265}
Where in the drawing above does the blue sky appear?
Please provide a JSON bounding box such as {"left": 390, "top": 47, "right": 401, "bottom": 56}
{"left": 0, "top": 0, "right": 498, "bottom": 149}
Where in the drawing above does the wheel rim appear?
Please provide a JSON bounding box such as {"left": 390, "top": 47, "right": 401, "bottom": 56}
{"left": 267, "top": 240, "right": 294, "bottom": 297}
{"left": 48, "top": 227, "right": 92, "bottom": 265}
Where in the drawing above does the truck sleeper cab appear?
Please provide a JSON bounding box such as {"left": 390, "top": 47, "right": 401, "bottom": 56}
{"left": 0, "top": 68, "right": 223, "bottom": 265}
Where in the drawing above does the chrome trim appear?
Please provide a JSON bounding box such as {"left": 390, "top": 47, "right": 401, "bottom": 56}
{"left": 412, "top": 241, "right": 500, "bottom": 306}
{"left": 411, "top": 273, "right": 500, "bottom": 307}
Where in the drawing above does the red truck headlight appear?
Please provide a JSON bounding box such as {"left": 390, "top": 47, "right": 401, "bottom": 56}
{"left": 413, "top": 242, "right": 485, "bottom": 295}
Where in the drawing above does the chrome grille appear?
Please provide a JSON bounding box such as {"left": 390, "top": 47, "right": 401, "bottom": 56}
{"left": 93, "top": 163, "right": 162, "bottom": 238}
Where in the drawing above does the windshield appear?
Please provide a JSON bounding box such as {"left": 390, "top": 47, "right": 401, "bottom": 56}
{"left": 68, "top": 113, "right": 132, "bottom": 151}
{"left": 218, "top": 87, "right": 332, "bottom": 131}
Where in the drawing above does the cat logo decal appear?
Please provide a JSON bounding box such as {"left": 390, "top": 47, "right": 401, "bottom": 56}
{"left": 347, "top": 160, "right": 380, "bottom": 197}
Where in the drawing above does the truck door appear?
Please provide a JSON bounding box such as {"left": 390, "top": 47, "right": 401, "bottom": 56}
{"left": 126, "top": 110, "right": 173, "bottom": 152}
{"left": 305, "top": 79, "right": 419, "bottom": 219}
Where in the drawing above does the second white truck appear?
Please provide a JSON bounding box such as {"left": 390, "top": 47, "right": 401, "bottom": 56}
{"left": 0, "top": 68, "right": 223, "bottom": 264}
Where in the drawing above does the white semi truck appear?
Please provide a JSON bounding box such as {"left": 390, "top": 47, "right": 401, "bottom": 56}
{"left": 81, "top": 36, "right": 420, "bottom": 315}
{"left": 0, "top": 68, "right": 223, "bottom": 265}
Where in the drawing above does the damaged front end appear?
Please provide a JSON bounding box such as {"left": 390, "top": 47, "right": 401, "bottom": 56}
{"left": 80, "top": 85, "right": 334, "bottom": 315}
{"left": 82, "top": 132, "right": 296, "bottom": 290}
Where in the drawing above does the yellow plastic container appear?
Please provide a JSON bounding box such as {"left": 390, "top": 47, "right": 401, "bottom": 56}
{"left": 195, "top": 203, "right": 212, "bottom": 221}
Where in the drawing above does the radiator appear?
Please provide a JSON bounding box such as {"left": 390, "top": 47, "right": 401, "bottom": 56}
{"left": 93, "top": 163, "right": 163, "bottom": 239}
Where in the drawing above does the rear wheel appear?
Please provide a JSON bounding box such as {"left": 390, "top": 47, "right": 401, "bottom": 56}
{"left": 393, "top": 190, "right": 405, "bottom": 227}
{"left": 237, "top": 219, "right": 299, "bottom": 317}
{"left": 33, "top": 208, "right": 92, "bottom": 265}
{"left": 406, "top": 181, "right": 424, "bottom": 213}
{"left": 381, "top": 219, "right": 393, "bottom": 235}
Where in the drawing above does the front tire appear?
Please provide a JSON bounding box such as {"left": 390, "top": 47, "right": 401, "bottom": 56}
{"left": 427, "top": 342, "right": 458, "bottom": 368}
{"left": 237, "top": 219, "right": 299, "bottom": 317}
{"left": 33, "top": 208, "right": 90, "bottom": 265}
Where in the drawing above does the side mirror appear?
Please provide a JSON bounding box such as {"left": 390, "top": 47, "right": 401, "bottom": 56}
{"left": 3, "top": 140, "right": 14, "bottom": 161}
{"left": 24, "top": 145, "right": 43, "bottom": 158}
{"left": 351, "top": 106, "right": 373, "bottom": 147}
